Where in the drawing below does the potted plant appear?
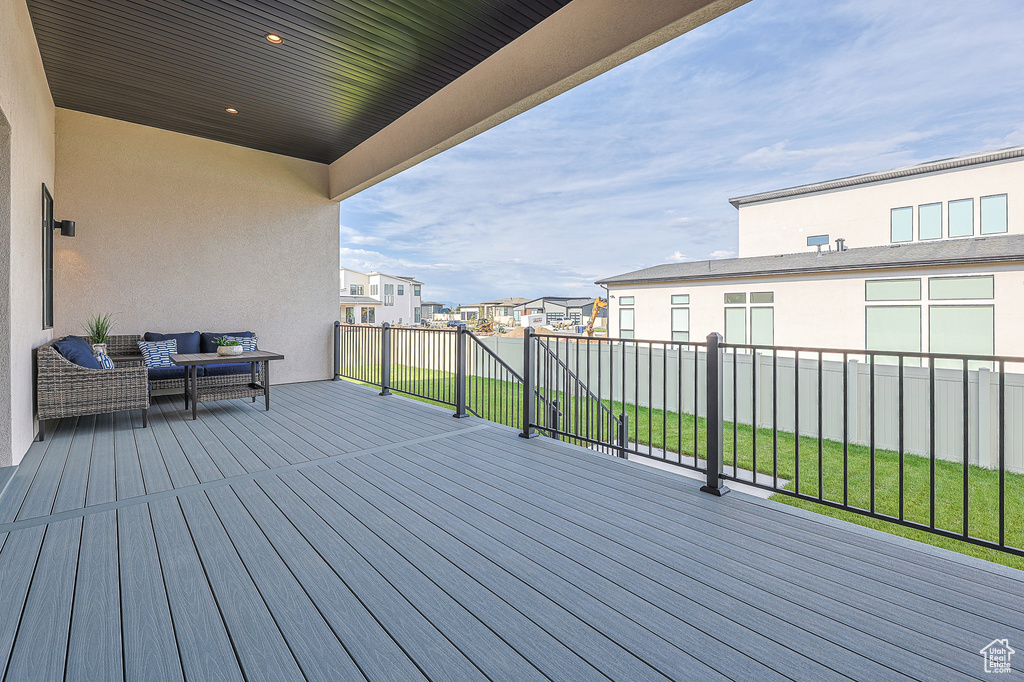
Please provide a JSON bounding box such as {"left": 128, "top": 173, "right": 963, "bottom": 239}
{"left": 214, "top": 336, "right": 244, "bottom": 356}
{"left": 83, "top": 313, "right": 114, "bottom": 355}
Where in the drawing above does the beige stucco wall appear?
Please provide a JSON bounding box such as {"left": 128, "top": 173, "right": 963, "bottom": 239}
{"left": 607, "top": 262, "right": 1024, "bottom": 356}
{"left": 54, "top": 109, "right": 338, "bottom": 390}
{"left": 0, "top": 0, "right": 56, "bottom": 466}
{"left": 738, "top": 159, "right": 1024, "bottom": 258}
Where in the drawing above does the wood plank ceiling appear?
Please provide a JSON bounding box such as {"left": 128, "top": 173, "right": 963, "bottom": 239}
{"left": 27, "top": 0, "right": 572, "bottom": 163}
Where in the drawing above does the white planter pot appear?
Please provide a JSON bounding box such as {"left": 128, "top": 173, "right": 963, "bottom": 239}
{"left": 91, "top": 343, "right": 108, "bottom": 355}
{"left": 217, "top": 345, "right": 243, "bottom": 356}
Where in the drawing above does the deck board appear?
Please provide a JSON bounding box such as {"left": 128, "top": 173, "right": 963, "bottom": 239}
{"left": 0, "top": 380, "right": 1021, "bottom": 681}
{"left": 204, "top": 484, "right": 369, "bottom": 681}
{"left": 118, "top": 503, "right": 184, "bottom": 681}
{"left": 66, "top": 511, "right": 122, "bottom": 682}
{"left": 5, "top": 518, "right": 81, "bottom": 680}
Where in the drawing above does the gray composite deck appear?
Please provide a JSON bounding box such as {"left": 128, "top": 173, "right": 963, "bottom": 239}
{"left": 0, "top": 379, "right": 1021, "bottom": 681}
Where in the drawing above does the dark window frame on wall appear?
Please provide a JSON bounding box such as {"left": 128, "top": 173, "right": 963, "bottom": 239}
{"left": 42, "top": 184, "right": 53, "bottom": 330}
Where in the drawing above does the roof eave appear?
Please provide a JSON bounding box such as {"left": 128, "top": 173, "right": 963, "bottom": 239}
{"left": 597, "top": 254, "right": 1024, "bottom": 286}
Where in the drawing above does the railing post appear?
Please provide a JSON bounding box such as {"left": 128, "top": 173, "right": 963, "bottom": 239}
{"left": 617, "top": 412, "right": 629, "bottom": 459}
{"left": 333, "top": 320, "right": 341, "bottom": 381}
{"left": 520, "top": 327, "right": 537, "bottom": 439}
{"left": 548, "top": 399, "right": 560, "bottom": 435}
{"left": 701, "top": 332, "right": 730, "bottom": 496}
{"left": 454, "top": 327, "right": 469, "bottom": 418}
{"left": 379, "top": 323, "right": 392, "bottom": 396}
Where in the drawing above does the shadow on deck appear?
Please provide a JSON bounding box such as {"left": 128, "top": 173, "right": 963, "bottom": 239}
{"left": 0, "top": 379, "right": 1021, "bottom": 680}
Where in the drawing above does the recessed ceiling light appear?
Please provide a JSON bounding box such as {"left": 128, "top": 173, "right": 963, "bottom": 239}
{"left": 225, "top": 108, "right": 238, "bottom": 114}
{"left": 265, "top": 33, "right": 283, "bottom": 44}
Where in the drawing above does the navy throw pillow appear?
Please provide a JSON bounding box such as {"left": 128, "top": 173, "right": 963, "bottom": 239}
{"left": 201, "top": 331, "right": 253, "bottom": 354}
{"left": 53, "top": 336, "right": 103, "bottom": 370}
{"left": 144, "top": 331, "right": 200, "bottom": 355}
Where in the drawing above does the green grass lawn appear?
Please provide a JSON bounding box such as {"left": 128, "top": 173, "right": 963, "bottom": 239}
{"left": 341, "top": 367, "right": 1024, "bottom": 570}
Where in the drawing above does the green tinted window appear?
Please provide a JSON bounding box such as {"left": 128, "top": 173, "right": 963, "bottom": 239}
{"left": 981, "top": 194, "right": 1008, "bottom": 234}
{"left": 724, "top": 293, "right": 746, "bottom": 304}
{"left": 949, "top": 198, "right": 974, "bottom": 237}
{"left": 724, "top": 308, "right": 746, "bottom": 344}
{"left": 928, "top": 275, "right": 994, "bottom": 300}
{"left": 929, "top": 305, "right": 994, "bottom": 368}
{"left": 750, "top": 292, "right": 774, "bottom": 304}
{"left": 671, "top": 294, "right": 689, "bottom": 305}
{"left": 918, "top": 203, "right": 942, "bottom": 240}
{"left": 671, "top": 308, "right": 688, "bottom": 333}
{"left": 890, "top": 206, "right": 913, "bottom": 243}
{"left": 866, "top": 306, "right": 921, "bottom": 355}
{"left": 619, "top": 296, "right": 635, "bottom": 306}
{"left": 619, "top": 308, "right": 634, "bottom": 332}
{"left": 750, "top": 307, "right": 774, "bottom": 346}
{"left": 865, "top": 278, "right": 921, "bottom": 301}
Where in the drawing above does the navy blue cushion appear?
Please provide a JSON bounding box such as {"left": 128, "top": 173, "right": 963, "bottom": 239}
{"left": 147, "top": 366, "right": 205, "bottom": 380}
{"left": 53, "top": 336, "right": 102, "bottom": 370}
{"left": 145, "top": 331, "right": 200, "bottom": 355}
{"left": 201, "top": 331, "right": 253, "bottom": 354}
{"left": 203, "top": 363, "right": 252, "bottom": 377}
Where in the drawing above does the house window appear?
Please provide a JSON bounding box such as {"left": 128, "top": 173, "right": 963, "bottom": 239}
{"left": 865, "top": 278, "right": 921, "bottom": 301}
{"left": 414, "top": 307, "right": 421, "bottom": 323}
{"left": 750, "top": 307, "right": 774, "bottom": 346}
{"left": 671, "top": 307, "right": 688, "bottom": 343}
{"left": 724, "top": 307, "right": 746, "bottom": 344}
{"left": 513, "top": 310, "right": 521, "bottom": 321}
{"left": 414, "top": 285, "right": 421, "bottom": 297}
{"left": 619, "top": 296, "right": 635, "bottom": 305}
{"left": 890, "top": 206, "right": 913, "bottom": 243}
{"left": 948, "top": 198, "right": 974, "bottom": 237}
{"left": 345, "top": 306, "right": 354, "bottom": 323}
{"left": 42, "top": 184, "right": 53, "bottom": 330}
{"left": 980, "top": 194, "right": 1008, "bottom": 235}
{"left": 349, "top": 284, "right": 364, "bottom": 296}
{"left": 724, "top": 292, "right": 746, "bottom": 304}
{"left": 398, "top": 285, "right": 404, "bottom": 296}
{"left": 866, "top": 306, "right": 921, "bottom": 358}
{"left": 919, "top": 202, "right": 942, "bottom": 240}
{"left": 370, "top": 284, "right": 379, "bottom": 296}
{"left": 929, "top": 305, "right": 994, "bottom": 369}
{"left": 928, "top": 275, "right": 994, "bottom": 300}
{"left": 361, "top": 307, "right": 376, "bottom": 324}
{"left": 750, "top": 291, "right": 774, "bottom": 304}
{"left": 671, "top": 294, "right": 689, "bottom": 305}
{"left": 619, "top": 308, "right": 635, "bottom": 340}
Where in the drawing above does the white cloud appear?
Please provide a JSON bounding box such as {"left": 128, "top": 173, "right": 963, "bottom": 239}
{"left": 667, "top": 251, "right": 691, "bottom": 263}
{"left": 709, "top": 250, "right": 735, "bottom": 260}
{"left": 340, "top": 0, "right": 1024, "bottom": 302}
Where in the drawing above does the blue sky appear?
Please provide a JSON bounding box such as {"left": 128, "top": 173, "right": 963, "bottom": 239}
{"left": 339, "top": 0, "right": 1024, "bottom": 305}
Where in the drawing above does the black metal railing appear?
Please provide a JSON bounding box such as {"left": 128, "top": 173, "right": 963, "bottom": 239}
{"left": 336, "top": 322, "right": 531, "bottom": 427}
{"left": 715, "top": 339, "right": 1024, "bottom": 558}
{"left": 334, "top": 321, "right": 1024, "bottom": 557}
{"left": 529, "top": 332, "right": 708, "bottom": 463}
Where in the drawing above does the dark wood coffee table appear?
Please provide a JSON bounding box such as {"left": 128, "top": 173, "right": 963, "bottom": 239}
{"left": 171, "top": 350, "right": 284, "bottom": 420}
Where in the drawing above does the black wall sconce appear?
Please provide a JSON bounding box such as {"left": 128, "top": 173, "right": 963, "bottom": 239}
{"left": 55, "top": 219, "right": 75, "bottom": 237}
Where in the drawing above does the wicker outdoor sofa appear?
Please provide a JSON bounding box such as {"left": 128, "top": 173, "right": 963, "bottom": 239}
{"left": 36, "top": 336, "right": 149, "bottom": 440}
{"left": 104, "top": 334, "right": 264, "bottom": 397}
{"left": 35, "top": 333, "right": 263, "bottom": 440}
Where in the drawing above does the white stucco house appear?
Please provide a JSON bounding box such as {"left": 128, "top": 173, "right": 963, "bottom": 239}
{"left": 341, "top": 268, "right": 423, "bottom": 325}
{"left": 599, "top": 146, "right": 1024, "bottom": 360}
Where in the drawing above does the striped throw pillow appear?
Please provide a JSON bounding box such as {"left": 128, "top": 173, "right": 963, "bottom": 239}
{"left": 225, "top": 335, "right": 257, "bottom": 352}
{"left": 95, "top": 349, "right": 115, "bottom": 370}
{"left": 138, "top": 339, "right": 177, "bottom": 368}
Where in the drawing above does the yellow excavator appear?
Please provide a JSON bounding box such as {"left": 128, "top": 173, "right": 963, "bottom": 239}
{"left": 584, "top": 298, "right": 607, "bottom": 337}
{"left": 475, "top": 319, "right": 495, "bottom": 334}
